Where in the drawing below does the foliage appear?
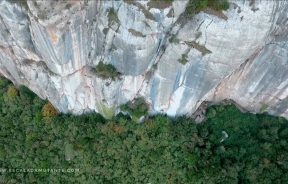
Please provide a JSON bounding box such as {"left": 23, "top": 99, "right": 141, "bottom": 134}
{"left": 7, "top": 85, "right": 18, "bottom": 99}
{"left": 0, "top": 77, "right": 9, "bottom": 89}
{"left": 185, "top": 0, "right": 229, "bottom": 16}
{"left": 178, "top": 54, "right": 188, "bottom": 65}
{"left": 108, "top": 8, "right": 119, "bottom": 26}
{"left": 93, "top": 61, "right": 121, "bottom": 80}
{"left": 208, "top": 0, "right": 229, "bottom": 11}
{"left": 147, "top": 0, "right": 173, "bottom": 10}
{"left": 42, "top": 102, "right": 59, "bottom": 118}
{"left": 169, "top": 34, "right": 180, "bottom": 44}
{"left": 120, "top": 97, "right": 149, "bottom": 121}
{"left": 0, "top": 78, "right": 288, "bottom": 183}
{"left": 19, "top": 85, "right": 37, "bottom": 100}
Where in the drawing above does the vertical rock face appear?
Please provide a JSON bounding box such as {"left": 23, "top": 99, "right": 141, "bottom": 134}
{"left": 0, "top": 0, "right": 287, "bottom": 119}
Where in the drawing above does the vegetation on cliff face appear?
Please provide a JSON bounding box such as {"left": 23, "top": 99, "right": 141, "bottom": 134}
{"left": 0, "top": 77, "right": 288, "bottom": 183}
{"left": 178, "top": 53, "right": 189, "bottom": 65}
{"left": 108, "top": 8, "right": 119, "bottom": 27}
{"left": 120, "top": 97, "right": 149, "bottom": 122}
{"left": 185, "top": 0, "right": 229, "bottom": 16}
{"left": 92, "top": 61, "right": 122, "bottom": 80}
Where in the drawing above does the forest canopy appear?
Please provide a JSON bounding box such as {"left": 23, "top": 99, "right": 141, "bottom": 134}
{"left": 0, "top": 77, "right": 288, "bottom": 183}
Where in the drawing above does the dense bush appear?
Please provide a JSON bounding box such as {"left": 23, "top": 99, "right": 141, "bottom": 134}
{"left": 185, "top": 0, "right": 229, "bottom": 16}
{"left": 178, "top": 54, "right": 188, "bottom": 65}
{"left": 120, "top": 97, "right": 149, "bottom": 121}
{"left": 93, "top": 61, "right": 121, "bottom": 80}
{"left": 0, "top": 78, "right": 288, "bottom": 183}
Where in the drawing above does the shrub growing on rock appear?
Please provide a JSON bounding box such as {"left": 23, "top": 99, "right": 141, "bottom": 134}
{"left": 185, "top": 0, "right": 229, "bottom": 16}
{"left": 120, "top": 97, "right": 149, "bottom": 121}
{"left": 108, "top": 8, "right": 119, "bottom": 26}
{"left": 178, "top": 54, "right": 189, "bottom": 65}
{"left": 93, "top": 61, "right": 122, "bottom": 80}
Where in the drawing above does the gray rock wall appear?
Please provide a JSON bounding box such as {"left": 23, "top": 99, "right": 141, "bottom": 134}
{"left": 0, "top": 0, "right": 287, "bottom": 119}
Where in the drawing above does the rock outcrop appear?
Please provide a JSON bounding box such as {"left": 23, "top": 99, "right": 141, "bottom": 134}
{"left": 0, "top": 0, "right": 287, "bottom": 119}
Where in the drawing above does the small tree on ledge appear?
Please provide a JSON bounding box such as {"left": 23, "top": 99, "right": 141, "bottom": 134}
{"left": 93, "top": 61, "right": 122, "bottom": 81}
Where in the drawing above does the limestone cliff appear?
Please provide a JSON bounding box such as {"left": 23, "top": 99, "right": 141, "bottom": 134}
{"left": 0, "top": 0, "right": 287, "bottom": 119}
